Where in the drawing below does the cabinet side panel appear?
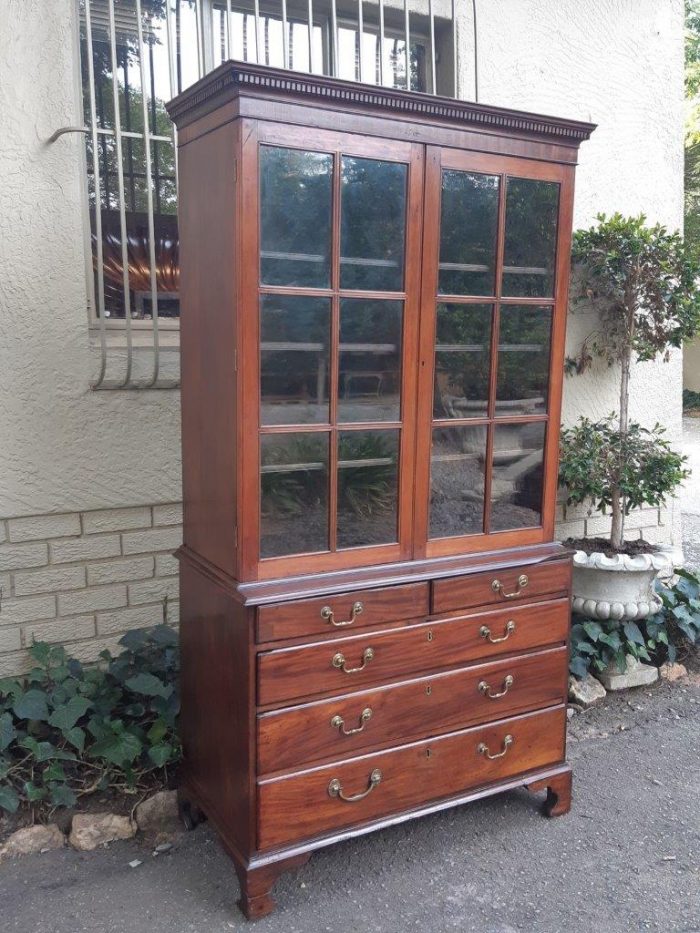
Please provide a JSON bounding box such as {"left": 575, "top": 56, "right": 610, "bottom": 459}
{"left": 179, "top": 559, "right": 254, "bottom": 856}
{"left": 178, "top": 121, "right": 238, "bottom": 576}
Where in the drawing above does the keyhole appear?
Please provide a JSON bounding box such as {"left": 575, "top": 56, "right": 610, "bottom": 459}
{"left": 425, "top": 685, "right": 432, "bottom": 696}
{"left": 426, "top": 748, "right": 432, "bottom": 758}
{"left": 427, "top": 630, "right": 433, "bottom": 642}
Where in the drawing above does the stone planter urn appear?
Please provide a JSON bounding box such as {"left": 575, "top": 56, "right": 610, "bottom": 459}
{"left": 571, "top": 549, "right": 675, "bottom": 621}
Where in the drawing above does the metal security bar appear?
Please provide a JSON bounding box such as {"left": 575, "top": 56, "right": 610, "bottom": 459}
{"left": 58, "top": 0, "right": 457, "bottom": 389}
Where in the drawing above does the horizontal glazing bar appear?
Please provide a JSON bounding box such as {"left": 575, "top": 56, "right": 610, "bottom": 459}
{"left": 259, "top": 286, "right": 407, "bottom": 300}
{"left": 435, "top": 294, "right": 555, "bottom": 305}
{"left": 260, "top": 421, "right": 402, "bottom": 433}
{"left": 262, "top": 341, "right": 397, "bottom": 351}
{"left": 261, "top": 250, "right": 399, "bottom": 268}
{"left": 431, "top": 414, "right": 549, "bottom": 428}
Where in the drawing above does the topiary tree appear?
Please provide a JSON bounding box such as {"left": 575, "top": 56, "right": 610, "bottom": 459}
{"left": 562, "top": 213, "right": 700, "bottom": 550}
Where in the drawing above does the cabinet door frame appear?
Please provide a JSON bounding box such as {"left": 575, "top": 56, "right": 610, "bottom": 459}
{"left": 238, "top": 120, "right": 425, "bottom": 579}
{"left": 413, "top": 146, "right": 575, "bottom": 559}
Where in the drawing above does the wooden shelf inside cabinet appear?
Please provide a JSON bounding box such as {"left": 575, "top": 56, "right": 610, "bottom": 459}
{"left": 167, "top": 61, "right": 593, "bottom": 921}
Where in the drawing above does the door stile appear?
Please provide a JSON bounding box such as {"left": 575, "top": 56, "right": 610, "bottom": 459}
{"left": 396, "top": 141, "right": 426, "bottom": 560}
{"left": 541, "top": 167, "right": 576, "bottom": 540}
{"left": 238, "top": 119, "right": 261, "bottom": 580}
{"left": 482, "top": 170, "right": 508, "bottom": 536}
{"left": 413, "top": 146, "right": 443, "bottom": 557}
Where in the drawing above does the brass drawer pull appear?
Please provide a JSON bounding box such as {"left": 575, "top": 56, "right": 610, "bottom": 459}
{"left": 480, "top": 620, "right": 516, "bottom": 643}
{"left": 332, "top": 647, "right": 374, "bottom": 673}
{"left": 321, "top": 600, "right": 364, "bottom": 627}
{"left": 328, "top": 768, "right": 382, "bottom": 802}
{"left": 491, "top": 574, "right": 529, "bottom": 599}
{"left": 478, "top": 674, "right": 514, "bottom": 699}
{"left": 478, "top": 734, "right": 514, "bottom": 760}
{"left": 331, "top": 707, "right": 373, "bottom": 735}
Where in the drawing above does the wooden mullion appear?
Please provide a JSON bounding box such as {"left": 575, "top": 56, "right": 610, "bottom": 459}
{"left": 483, "top": 173, "right": 508, "bottom": 536}
{"left": 328, "top": 149, "right": 342, "bottom": 553}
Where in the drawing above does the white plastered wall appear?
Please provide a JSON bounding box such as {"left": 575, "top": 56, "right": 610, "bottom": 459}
{"left": 0, "top": 0, "right": 687, "bottom": 673}
{"left": 457, "top": 0, "right": 685, "bottom": 543}
{"left": 0, "top": 0, "right": 182, "bottom": 521}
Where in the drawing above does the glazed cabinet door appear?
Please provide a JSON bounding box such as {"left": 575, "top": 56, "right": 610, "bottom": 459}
{"left": 238, "top": 123, "right": 424, "bottom": 579}
{"left": 414, "top": 149, "right": 575, "bottom": 558}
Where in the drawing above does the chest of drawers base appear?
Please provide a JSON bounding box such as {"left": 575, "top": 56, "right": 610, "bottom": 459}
{"left": 176, "top": 545, "right": 573, "bottom": 921}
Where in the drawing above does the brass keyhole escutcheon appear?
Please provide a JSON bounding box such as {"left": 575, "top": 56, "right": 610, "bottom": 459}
{"left": 427, "top": 630, "right": 433, "bottom": 642}
{"left": 425, "top": 685, "right": 432, "bottom": 696}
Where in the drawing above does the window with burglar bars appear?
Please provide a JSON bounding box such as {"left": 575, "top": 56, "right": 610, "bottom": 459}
{"left": 77, "top": 0, "right": 457, "bottom": 387}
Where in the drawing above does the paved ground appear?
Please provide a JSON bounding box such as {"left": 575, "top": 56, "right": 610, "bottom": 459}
{"left": 2, "top": 679, "right": 699, "bottom": 933}
{"left": 2, "top": 422, "right": 699, "bottom": 933}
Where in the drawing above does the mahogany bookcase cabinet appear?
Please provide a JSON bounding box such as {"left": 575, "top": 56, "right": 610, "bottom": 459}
{"left": 166, "top": 63, "right": 594, "bottom": 920}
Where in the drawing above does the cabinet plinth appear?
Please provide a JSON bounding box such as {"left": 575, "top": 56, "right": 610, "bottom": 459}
{"left": 167, "top": 62, "right": 593, "bottom": 920}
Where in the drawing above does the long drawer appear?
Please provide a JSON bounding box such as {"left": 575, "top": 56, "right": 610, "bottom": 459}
{"left": 258, "top": 646, "right": 567, "bottom": 774}
{"left": 432, "top": 559, "right": 570, "bottom": 614}
{"left": 257, "top": 598, "right": 569, "bottom": 706}
{"left": 256, "top": 582, "right": 429, "bottom": 643}
{"left": 258, "top": 706, "right": 566, "bottom": 849}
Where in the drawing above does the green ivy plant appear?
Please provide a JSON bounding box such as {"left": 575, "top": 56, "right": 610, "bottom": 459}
{"left": 0, "top": 626, "right": 180, "bottom": 816}
{"left": 565, "top": 213, "right": 700, "bottom": 549}
{"left": 570, "top": 568, "right": 700, "bottom": 677}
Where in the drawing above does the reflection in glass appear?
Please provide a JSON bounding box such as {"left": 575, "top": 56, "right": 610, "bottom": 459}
{"left": 260, "top": 147, "right": 333, "bottom": 287}
{"left": 212, "top": 6, "right": 324, "bottom": 75}
{"left": 433, "top": 304, "right": 492, "bottom": 419}
{"left": 502, "top": 178, "right": 559, "bottom": 297}
{"left": 496, "top": 306, "right": 552, "bottom": 415}
{"left": 429, "top": 426, "right": 486, "bottom": 538}
{"left": 490, "top": 422, "right": 546, "bottom": 531}
{"left": 79, "top": 1, "right": 180, "bottom": 320}
{"left": 438, "top": 171, "right": 499, "bottom": 296}
{"left": 260, "top": 296, "right": 331, "bottom": 425}
{"left": 260, "top": 433, "right": 329, "bottom": 557}
{"left": 340, "top": 157, "right": 407, "bottom": 291}
{"left": 337, "top": 431, "right": 399, "bottom": 548}
{"left": 338, "top": 299, "right": 403, "bottom": 423}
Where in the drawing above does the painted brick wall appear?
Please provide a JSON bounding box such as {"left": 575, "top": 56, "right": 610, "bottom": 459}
{"left": 0, "top": 504, "right": 181, "bottom": 676}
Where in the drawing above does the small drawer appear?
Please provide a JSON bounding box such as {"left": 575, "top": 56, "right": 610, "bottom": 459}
{"left": 256, "top": 582, "right": 429, "bottom": 643}
{"left": 432, "top": 559, "right": 571, "bottom": 614}
{"left": 258, "top": 705, "right": 566, "bottom": 849}
{"left": 257, "top": 598, "right": 569, "bottom": 706}
{"left": 257, "top": 646, "right": 568, "bottom": 774}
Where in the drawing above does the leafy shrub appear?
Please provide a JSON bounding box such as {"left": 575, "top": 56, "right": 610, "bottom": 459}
{"left": 0, "top": 626, "right": 180, "bottom": 816}
{"left": 567, "top": 213, "right": 700, "bottom": 548}
{"left": 559, "top": 416, "right": 689, "bottom": 532}
{"left": 570, "top": 568, "right": 700, "bottom": 677}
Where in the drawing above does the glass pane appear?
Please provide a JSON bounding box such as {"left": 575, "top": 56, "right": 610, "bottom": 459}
{"left": 433, "top": 304, "right": 492, "bottom": 419}
{"left": 338, "top": 299, "right": 403, "bottom": 423}
{"left": 336, "top": 27, "right": 428, "bottom": 91}
{"left": 502, "top": 178, "right": 559, "bottom": 297}
{"left": 429, "top": 426, "right": 486, "bottom": 538}
{"left": 337, "top": 430, "right": 399, "bottom": 548}
{"left": 438, "top": 171, "right": 499, "bottom": 296}
{"left": 340, "top": 157, "right": 407, "bottom": 291}
{"left": 260, "top": 296, "right": 331, "bottom": 425}
{"left": 490, "top": 422, "right": 546, "bottom": 531}
{"left": 260, "top": 433, "right": 329, "bottom": 557}
{"left": 496, "top": 306, "right": 552, "bottom": 415}
{"left": 212, "top": 8, "right": 324, "bottom": 74}
{"left": 260, "top": 147, "right": 333, "bottom": 288}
